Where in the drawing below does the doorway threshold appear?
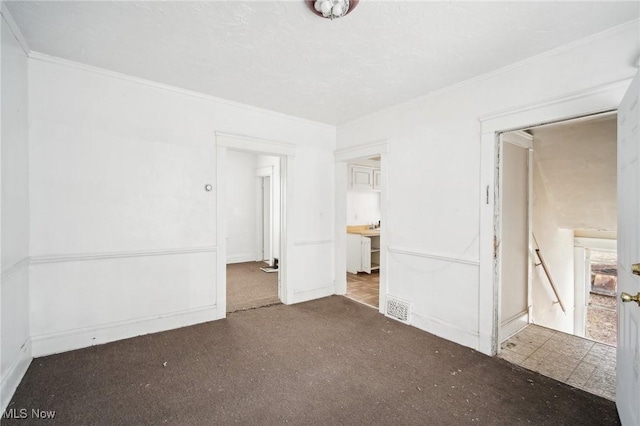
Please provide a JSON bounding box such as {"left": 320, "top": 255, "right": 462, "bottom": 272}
{"left": 499, "top": 324, "right": 616, "bottom": 401}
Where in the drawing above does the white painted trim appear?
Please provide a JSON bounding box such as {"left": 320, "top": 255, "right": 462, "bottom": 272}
{"left": 0, "top": 5, "right": 30, "bottom": 56}
{"left": 481, "top": 79, "right": 630, "bottom": 132}
{"left": 0, "top": 340, "right": 32, "bottom": 413}
{"left": 216, "top": 133, "right": 293, "bottom": 306}
{"left": 479, "top": 79, "right": 628, "bottom": 357}
{"left": 28, "top": 52, "right": 334, "bottom": 130}
{"left": 216, "top": 145, "right": 228, "bottom": 315}
{"left": 290, "top": 284, "right": 335, "bottom": 305}
{"left": 573, "top": 246, "right": 588, "bottom": 337}
{"left": 411, "top": 311, "right": 479, "bottom": 350}
{"left": 216, "top": 132, "right": 296, "bottom": 157}
{"left": 31, "top": 304, "right": 218, "bottom": 357}
{"left": 1, "top": 257, "right": 29, "bottom": 283}
{"left": 226, "top": 253, "right": 258, "bottom": 264}
{"left": 29, "top": 246, "right": 217, "bottom": 265}
{"left": 293, "top": 239, "right": 333, "bottom": 246}
{"left": 334, "top": 140, "right": 388, "bottom": 162}
{"left": 255, "top": 167, "right": 274, "bottom": 265}
{"left": 499, "top": 311, "right": 529, "bottom": 344}
{"left": 387, "top": 247, "right": 480, "bottom": 267}
{"left": 574, "top": 237, "right": 617, "bottom": 251}
{"left": 502, "top": 130, "right": 533, "bottom": 149}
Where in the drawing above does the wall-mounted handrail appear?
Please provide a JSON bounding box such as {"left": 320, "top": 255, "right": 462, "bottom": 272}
{"left": 533, "top": 234, "right": 567, "bottom": 314}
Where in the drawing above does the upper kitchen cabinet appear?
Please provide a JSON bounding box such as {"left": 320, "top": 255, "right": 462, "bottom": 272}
{"left": 350, "top": 165, "right": 380, "bottom": 192}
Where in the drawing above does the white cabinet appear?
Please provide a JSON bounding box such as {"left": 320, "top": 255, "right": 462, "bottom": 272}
{"left": 350, "top": 165, "right": 380, "bottom": 192}
{"left": 373, "top": 169, "right": 381, "bottom": 191}
{"left": 347, "top": 233, "right": 380, "bottom": 274}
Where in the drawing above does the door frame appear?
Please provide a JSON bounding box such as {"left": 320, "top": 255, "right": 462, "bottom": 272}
{"left": 478, "top": 79, "right": 631, "bottom": 355}
{"left": 497, "top": 131, "right": 533, "bottom": 346}
{"left": 334, "top": 139, "right": 389, "bottom": 314}
{"left": 216, "top": 132, "right": 295, "bottom": 315}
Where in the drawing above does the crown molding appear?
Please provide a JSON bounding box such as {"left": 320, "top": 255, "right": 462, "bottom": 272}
{"left": 28, "top": 51, "right": 335, "bottom": 131}
{"left": 342, "top": 19, "right": 640, "bottom": 128}
{"left": 1, "top": 2, "right": 30, "bottom": 55}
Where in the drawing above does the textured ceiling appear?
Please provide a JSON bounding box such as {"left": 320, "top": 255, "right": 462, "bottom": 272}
{"left": 531, "top": 115, "right": 617, "bottom": 233}
{"left": 5, "top": 1, "right": 640, "bottom": 124}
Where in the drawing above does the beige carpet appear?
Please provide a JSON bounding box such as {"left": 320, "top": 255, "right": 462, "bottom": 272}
{"left": 226, "top": 261, "right": 279, "bottom": 312}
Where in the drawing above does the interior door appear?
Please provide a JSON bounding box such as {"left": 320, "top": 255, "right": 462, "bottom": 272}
{"left": 617, "top": 71, "right": 640, "bottom": 425}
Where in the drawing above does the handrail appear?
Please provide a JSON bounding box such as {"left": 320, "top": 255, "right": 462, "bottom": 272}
{"left": 532, "top": 234, "right": 567, "bottom": 314}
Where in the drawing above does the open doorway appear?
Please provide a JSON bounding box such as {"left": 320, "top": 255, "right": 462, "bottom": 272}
{"left": 497, "top": 113, "right": 618, "bottom": 400}
{"left": 345, "top": 157, "right": 382, "bottom": 308}
{"left": 225, "top": 150, "right": 281, "bottom": 313}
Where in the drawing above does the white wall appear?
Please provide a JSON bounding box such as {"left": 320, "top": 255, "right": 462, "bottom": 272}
{"left": 226, "top": 150, "right": 257, "bottom": 263}
{"left": 1, "top": 11, "right": 31, "bottom": 412}
{"left": 336, "top": 22, "right": 638, "bottom": 351}
{"left": 346, "top": 191, "right": 380, "bottom": 226}
{"left": 531, "top": 158, "right": 575, "bottom": 333}
{"left": 28, "top": 55, "right": 335, "bottom": 356}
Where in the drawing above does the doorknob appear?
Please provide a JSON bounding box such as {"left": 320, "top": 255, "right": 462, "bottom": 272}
{"left": 621, "top": 292, "right": 640, "bottom": 306}
{"left": 633, "top": 263, "right": 640, "bottom": 276}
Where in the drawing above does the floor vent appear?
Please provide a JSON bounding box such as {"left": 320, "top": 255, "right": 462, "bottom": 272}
{"left": 386, "top": 296, "right": 411, "bottom": 323}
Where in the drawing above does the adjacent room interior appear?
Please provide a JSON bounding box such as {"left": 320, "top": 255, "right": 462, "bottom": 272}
{"left": 497, "top": 113, "right": 618, "bottom": 401}
{"left": 226, "top": 150, "right": 282, "bottom": 313}
{"left": 345, "top": 156, "right": 381, "bottom": 308}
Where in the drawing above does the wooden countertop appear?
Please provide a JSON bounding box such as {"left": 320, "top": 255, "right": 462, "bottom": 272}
{"left": 347, "top": 225, "right": 381, "bottom": 236}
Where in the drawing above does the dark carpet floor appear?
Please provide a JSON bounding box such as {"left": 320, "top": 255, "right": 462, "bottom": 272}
{"left": 226, "top": 261, "right": 279, "bottom": 313}
{"left": 4, "top": 296, "right": 619, "bottom": 425}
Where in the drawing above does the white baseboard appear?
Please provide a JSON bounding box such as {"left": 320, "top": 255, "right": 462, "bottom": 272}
{"left": 1, "top": 340, "right": 32, "bottom": 413}
{"left": 31, "top": 304, "right": 219, "bottom": 357}
{"left": 411, "top": 311, "right": 479, "bottom": 350}
{"left": 290, "top": 284, "right": 335, "bottom": 304}
{"left": 226, "top": 253, "right": 258, "bottom": 264}
{"left": 499, "top": 311, "right": 529, "bottom": 343}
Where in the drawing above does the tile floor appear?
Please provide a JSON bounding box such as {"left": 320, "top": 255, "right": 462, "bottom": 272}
{"left": 499, "top": 324, "right": 616, "bottom": 401}
{"left": 346, "top": 271, "right": 379, "bottom": 308}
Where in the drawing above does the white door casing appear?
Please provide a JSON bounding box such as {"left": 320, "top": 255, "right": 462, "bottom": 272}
{"left": 616, "top": 71, "right": 640, "bottom": 426}
{"left": 479, "top": 79, "right": 630, "bottom": 356}
{"left": 499, "top": 133, "right": 532, "bottom": 343}
{"left": 216, "top": 132, "right": 295, "bottom": 308}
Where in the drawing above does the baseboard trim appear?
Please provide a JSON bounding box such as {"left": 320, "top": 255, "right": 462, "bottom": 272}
{"left": 1, "top": 340, "right": 32, "bottom": 413}
{"left": 411, "top": 310, "right": 479, "bottom": 350}
{"left": 226, "top": 253, "right": 258, "bottom": 264}
{"left": 290, "top": 284, "right": 335, "bottom": 304}
{"left": 31, "top": 304, "right": 219, "bottom": 357}
{"left": 499, "top": 311, "right": 529, "bottom": 343}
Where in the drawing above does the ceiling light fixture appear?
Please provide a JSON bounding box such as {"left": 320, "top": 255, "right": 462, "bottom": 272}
{"left": 307, "top": 0, "right": 359, "bottom": 20}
